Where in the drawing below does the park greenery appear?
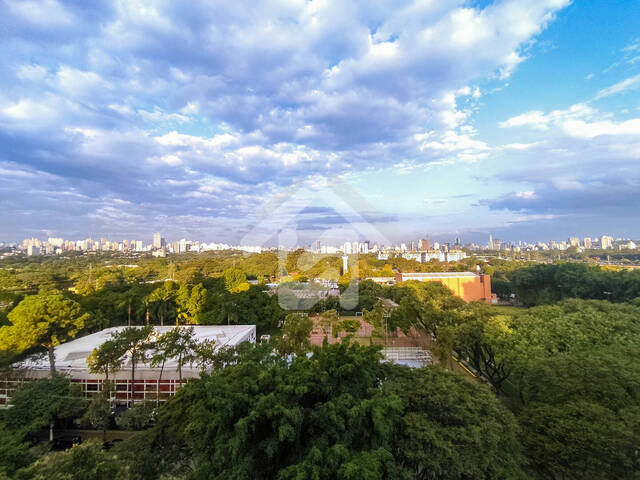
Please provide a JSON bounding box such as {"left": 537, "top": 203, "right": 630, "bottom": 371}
{"left": 0, "top": 250, "right": 639, "bottom": 478}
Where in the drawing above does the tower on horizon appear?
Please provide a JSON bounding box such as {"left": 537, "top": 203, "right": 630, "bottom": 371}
{"left": 153, "top": 232, "right": 165, "bottom": 249}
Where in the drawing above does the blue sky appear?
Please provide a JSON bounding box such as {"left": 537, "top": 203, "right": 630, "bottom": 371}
{"left": 1, "top": 0, "right": 639, "bottom": 245}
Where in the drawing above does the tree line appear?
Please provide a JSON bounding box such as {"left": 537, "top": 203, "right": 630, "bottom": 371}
{"left": 493, "top": 262, "right": 640, "bottom": 305}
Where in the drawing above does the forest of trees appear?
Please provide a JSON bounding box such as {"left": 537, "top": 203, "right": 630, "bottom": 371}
{"left": 0, "top": 252, "right": 639, "bottom": 479}
{"left": 493, "top": 262, "right": 640, "bottom": 305}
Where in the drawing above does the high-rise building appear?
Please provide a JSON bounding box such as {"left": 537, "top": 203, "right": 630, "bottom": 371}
{"left": 153, "top": 233, "right": 165, "bottom": 249}
{"left": 601, "top": 235, "right": 613, "bottom": 250}
{"left": 583, "top": 237, "right": 592, "bottom": 249}
{"left": 418, "top": 239, "right": 430, "bottom": 251}
{"left": 568, "top": 237, "right": 580, "bottom": 247}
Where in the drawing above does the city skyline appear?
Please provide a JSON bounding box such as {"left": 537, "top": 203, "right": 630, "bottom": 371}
{"left": 9, "top": 230, "right": 638, "bottom": 254}
{"left": 2, "top": 2, "right": 640, "bottom": 242}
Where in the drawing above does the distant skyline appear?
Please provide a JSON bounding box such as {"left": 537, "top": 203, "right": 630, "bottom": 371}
{"left": 1, "top": 1, "right": 640, "bottom": 244}
{"left": 7, "top": 230, "right": 637, "bottom": 249}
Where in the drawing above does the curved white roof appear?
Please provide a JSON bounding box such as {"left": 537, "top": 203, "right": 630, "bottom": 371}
{"left": 22, "top": 325, "right": 256, "bottom": 377}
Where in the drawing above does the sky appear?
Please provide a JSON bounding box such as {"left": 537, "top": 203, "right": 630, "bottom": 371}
{"left": 1, "top": 0, "right": 640, "bottom": 246}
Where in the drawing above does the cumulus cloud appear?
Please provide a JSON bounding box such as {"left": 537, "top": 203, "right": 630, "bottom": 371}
{"left": 483, "top": 97, "right": 640, "bottom": 227}
{"left": 0, "top": 0, "right": 571, "bottom": 240}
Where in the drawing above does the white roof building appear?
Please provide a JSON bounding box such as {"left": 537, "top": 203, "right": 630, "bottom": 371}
{"left": 22, "top": 325, "right": 257, "bottom": 381}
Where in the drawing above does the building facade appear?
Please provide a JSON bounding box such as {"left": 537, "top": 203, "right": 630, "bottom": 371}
{"left": 1, "top": 325, "right": 256, "bottom": 407}
{"left": 395, "top": 272, "right": 495, "bottom": 303}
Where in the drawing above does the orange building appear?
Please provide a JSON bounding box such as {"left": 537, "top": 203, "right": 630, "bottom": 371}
{"left": 395, "top": 272, "right": 495, "bottom": 303}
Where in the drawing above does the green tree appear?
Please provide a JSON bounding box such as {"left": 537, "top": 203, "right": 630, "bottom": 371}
{"left": 223, "top": 267, "right": 247, "bottom": 293}
{"left": 168, "top": 326, "right": 197, "bottom": 384}
{"left": 453, "top": 308, "right": 513, "bottom": 391}
{"left": 193, "top": 338, "right": 218, "bottom": 372}
{"left": 455, "top": 299, "right": 640, "bottom": 478}
{"left": 13, "top": 440, "right": 131, "bottom": 480}
{"left": 363, "top": 300, "right": 386, "bottom": 338}
{"left": 385, "top": 366, "right": 525, "bottom": 479}
{"left": 519, "top": 401, "right": 639, "bottom": 480}
{"left": 279, "top": 313, "right": 313, "bottom": 354}
{"left": 332, "top": 316, "right": 361, "bottom": 338}
{"left": 0, "top": 291, "right": 89, "bottom": 374}
{"left": 175, "top": 282, "right": 207, "bottom": 324}
{"left": 86, "top": 339, "right": 124, "bottom": 382}
{"left": 111, "top": 326, "right": 153, "bottom": 406}
{"left": 0, "top": 427, "right": 32, "bottom": 476}
{"left": 145, "top": 281, "right": 178, "bottom": 326}
{"left": 115, "top": 404, "right": 155, "bottom": 431}
{"left": 126, "top": 342, "right": 402, "bottom": 479}
{"left": 319, "top": 308, "right": 340, "bottom": 336}
{"left": 6, "top": 375, "right": 85, "bottom": 442}
{"left": 82, "top": 388, "right": 112, "bottom": 441}
{"left": 149, "top": 330, "right": 174, "bottom": 406}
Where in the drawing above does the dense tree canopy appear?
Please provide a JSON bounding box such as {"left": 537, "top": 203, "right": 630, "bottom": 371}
{"left": 2, "top": 252, "right": 640, "bottom": 479}
{"left": 112, "top": 342, "right": 525, "bottom": 480}
{"left": 4, "top": 375, "right": 85, "bottom": 447}
{"left": 507, "top": 262, "right": 640, "bottom": 305}
{"left": 385, "top": 366, "right": 525, "bottom": 479}
{"left": 13, "top": 441, "right": 131, "bottom": 480}
{"left": 0, "top": 291, "right": 89, "bottom": 373}
{"left": 442, "top": 299, "right": 640, "bottom": 479}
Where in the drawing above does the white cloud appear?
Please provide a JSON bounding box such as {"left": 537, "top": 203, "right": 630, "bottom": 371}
{"left": 58, "top": 66, "right": 111, "bottom": 94}
{"left": 0, "top": 0, "right": 574, "bottom": 239}
{"left": 16, "top": 64, "right": 48, "bottom": 81}
{"left": 562, "top": 118, "right": 640, "bottom": 138}
{"left": 5, "top": 0, "right": 73, "bottom": 27}
{"left": 594, "top": 73, "right": 640, "bottom": 99}
{"left": 500, "top": 110, "right": 550, "bottom": 129}
{"left": 1, "top": 98, "right": 57, "bottom": 123}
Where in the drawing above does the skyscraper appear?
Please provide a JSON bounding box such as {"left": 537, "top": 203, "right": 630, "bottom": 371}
{"left": 418, "top": 238, "right": 430, "bottom": 251}
{"left": 153, "top": 232, "right": 165, "bottom": 249}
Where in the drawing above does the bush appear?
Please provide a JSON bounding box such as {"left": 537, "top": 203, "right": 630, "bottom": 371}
{"left": 115, "top": 404, "right": 155, "bottom": 430}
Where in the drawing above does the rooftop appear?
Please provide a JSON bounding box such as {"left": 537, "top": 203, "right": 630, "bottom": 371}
{"left": 400, "top": 272, "right": 480, "bottom": 278}
{"left": 23, "top": 325, "right": 256, "bottom": 373}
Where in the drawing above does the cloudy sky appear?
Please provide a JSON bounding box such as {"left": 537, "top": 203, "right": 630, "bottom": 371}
{"left": 1, "top": 0, "right": 639, "bottom": 245}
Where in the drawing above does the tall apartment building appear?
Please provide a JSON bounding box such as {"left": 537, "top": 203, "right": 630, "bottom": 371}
{"left": 153, "top": 232, "right": 165, "bottom": 249}
{"left": 584, "top": 237, "right": 592, "bottom": 249}
{"left": 418, "top": 238, "right": 430, "bottom": 251}
{"left": 601, "top": 235, "right": 613, "bottom": 250}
